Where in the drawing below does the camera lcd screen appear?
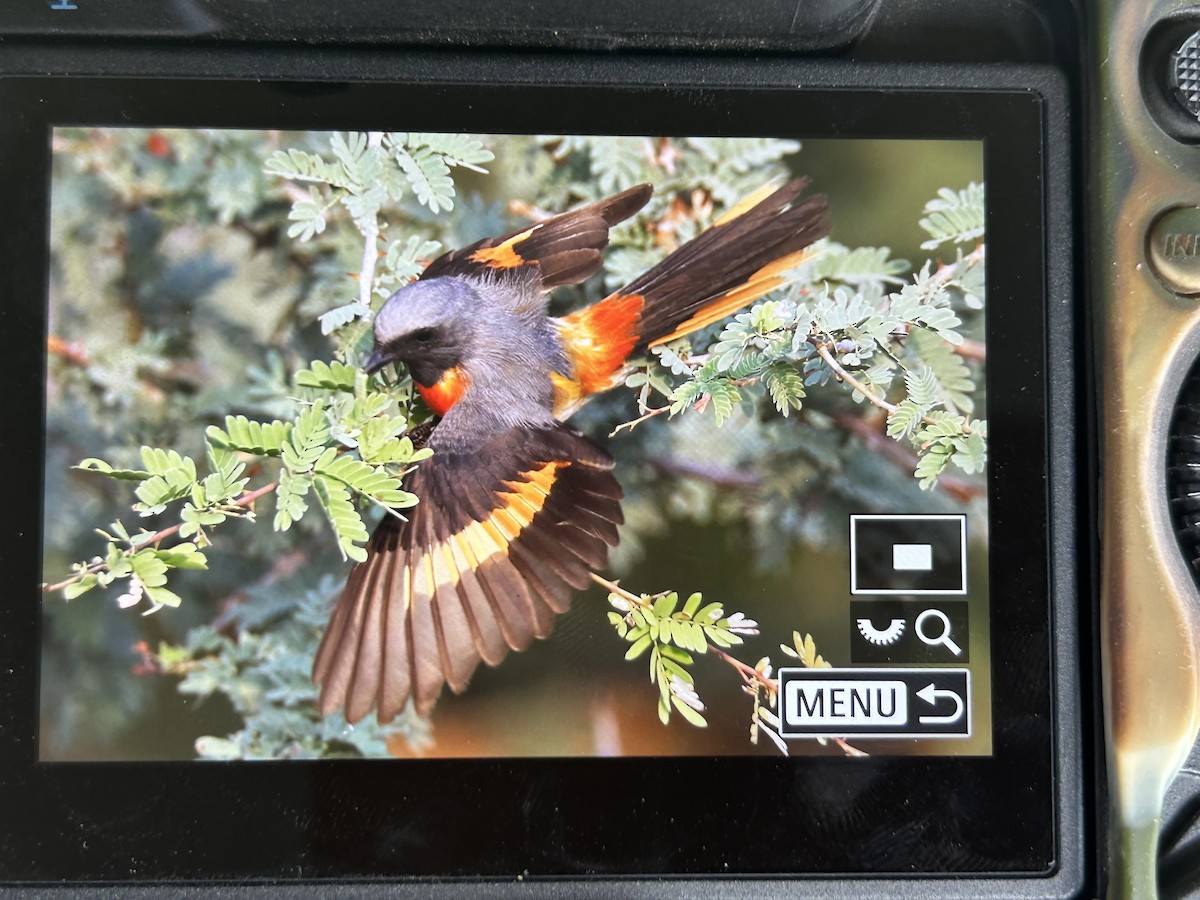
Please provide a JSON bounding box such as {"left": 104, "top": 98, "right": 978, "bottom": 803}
{"left": 40, "top": 127, "right": 989, "bottom": 762}
{"left": 1, "top": 76, "right": 1056, "bottom": 880}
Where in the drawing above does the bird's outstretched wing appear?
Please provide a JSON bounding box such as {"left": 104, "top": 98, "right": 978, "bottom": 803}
{"left": 312, "top": 423, "right": 623, "bottom": 722}
{"left": 419, "top": 184, "right": 652, "bottom": 288}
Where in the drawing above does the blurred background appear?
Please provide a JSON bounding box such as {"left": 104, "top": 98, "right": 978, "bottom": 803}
{"left": 40, "top": 129, "right": 986, "bottom": 760}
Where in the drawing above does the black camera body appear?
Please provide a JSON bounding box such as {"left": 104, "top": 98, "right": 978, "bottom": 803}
{"left": 0, "top": 0, "right": 1191, "bottom": 897}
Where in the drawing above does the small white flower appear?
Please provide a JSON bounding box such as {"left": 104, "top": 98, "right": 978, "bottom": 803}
{"left": 725, "top": 612, "right": 759, "bottom": 636}
{"left": 116, "top": 576, "right": 144, "bottom": 609}
{"left": 668, "top": 676, "right": 705, "bottom": 712}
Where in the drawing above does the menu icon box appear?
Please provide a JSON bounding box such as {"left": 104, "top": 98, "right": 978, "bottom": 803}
{"left": 850, "top": 514, "right": 968, "bottom": 595}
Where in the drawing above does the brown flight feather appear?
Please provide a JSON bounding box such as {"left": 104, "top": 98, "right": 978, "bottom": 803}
{"left": 314, "top": 424, "right": 623, "bottom": 721}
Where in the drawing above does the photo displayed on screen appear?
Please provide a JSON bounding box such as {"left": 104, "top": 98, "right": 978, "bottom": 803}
{"left": 40, "top": 129, "right": 988, "bottom": 761}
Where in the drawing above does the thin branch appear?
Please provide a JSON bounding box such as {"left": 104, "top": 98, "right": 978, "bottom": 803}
{"left": 932, "top": 243, "right": 986, "bottom": 285}
{"left": 954, "top": 338, "right": 985, "bottom": 362}
{"left": 42, "top": 481, "right": 280, "bottom": 594}
{"left": 356, "top": 132, "right": 385, "bottom": 314}
{"left": 46, "top": 335, "right": 90, "bottom": 368}
{"left": 710, "top": 644, "right": 772, "bottom": 689}
{"left": 815, "top": 341, "right": 976, "bottom": 436}
{"left": 815, "top": 342, "right": 898, "bottom": 415}
{"left": 591, "top": 572, "right": 648, "bottom": 606}
{"left": 649, "top": 457, "right": 762, "bottom": 490}
{"left": 609, "top": 404, "right": 671, "bottom": 437}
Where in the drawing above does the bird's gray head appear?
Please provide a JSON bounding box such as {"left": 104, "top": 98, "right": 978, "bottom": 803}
{"left": 365, "top": 277, "right": 480, "bottom": 385}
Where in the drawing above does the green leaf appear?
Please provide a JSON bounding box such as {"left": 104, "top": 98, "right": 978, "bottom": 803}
{"left": 915, "top": 444, "right": 954, "bottom": 490}
{"left": 105, "top": 542, "right": 131, "bottom": 577}
{"left": 274, "top": 469, "right": 312, "bottom": 531}
{"left": 886, "top": 399, "right": 927, "bottom": 440}
{"left": 652, "top": 592, "right": 679, "bottom": 618}
{"left": 657, "top": 694, "right": 671, "bottom": 725}
{"left": 919, "top": 182, "right": 985, "bottom": 249}
{"left": 382, "top": 235, "right": 444, "bottom": 287}
{"left": 682, "top": 592, "right": 703, "bottom": 618}
{"left": 656, "top": 660, "right": 672, "bottom": 705}
{"left": 295, "top": 359, "right": 358, "bottom": 392}
{"left": 318, "top": 303, "right": 364, "bottom": 336}
{"left": 154, "top": 543, "right": 209, "bottom": 571}
{"left": 806, "top": 243, "right": 909, "bottom": 286}
{"left": 341, "top": 182, "right": 387, "bottom": 231}
{"left": 625, "top": 634, "right": 653, "bottom": 660}
{"left": 129, "top": 549, "right": 169, "bottom": 588}
{"left": 669, "top": 380, "right": 704, "bottom": 416}
{"left": 74, "top": 458, "right": 151, "bottom": 481}
{"left": 132, "top": 451, "right": 198, "bottom": 515}
{"left": 907, "top": 327, "right": 975, "bottom": 414}
{"left": 207, "top": 416, "right": 290, "bottom": 456}
{"left": 659, "top": 644, "right": 694, "bottom": 666}
{"left": 918, "top": 307, "right": 964, "bottom": 343}
{"left": 138, "top": 447, "right": 192, "bottom": 478}
{"left": 904, "top": 365, "right": 940, "bottom": 409}
{"left": 952, "top": 429, "right": 988, "bottom": 474}
{"left": 415, "top": 132, "right": 495, "bottom": 173}
{"left": 281, "top": 403, "right": 330, "bottom": 474}
{"left": 313, "top": 474, "right": 369, "bottom": 562}
{"left": 658, "top": 657, "right": 693, "bottom": 685}
{"left": 264, "top": 147, "right": 353, "bottom": 190}
{"left": 63, "top": 574, "right": 98, "bottom": 599}
{"left": 704, "top": 626, "right": 734, "bottom": 648}
{"left": 588, "top": 135, "right": 648, "bottom": 194}
{"left": 706, "top": 381, "right": 742, "bottom": 426}
{"left": 390, "top": 136, "right": 456, "bottom": 214}
{"left": 762, "top": 363, "right": 806, "bottom": 416}
{"left": 285, "top": 194, "right": 327, "bottom": 242}
{"left": 357, "top": 419, "right": 417, "bottom": 465}
{"left": 143, "top": 584, "right": 182, "bottom": 609}
{"left": 670, "top": 695, "right": 708, "bottom": 728}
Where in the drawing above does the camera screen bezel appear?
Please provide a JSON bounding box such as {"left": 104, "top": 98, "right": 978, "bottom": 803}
{"left": 0, "top": 72, "right": 1069, "bottom": 886}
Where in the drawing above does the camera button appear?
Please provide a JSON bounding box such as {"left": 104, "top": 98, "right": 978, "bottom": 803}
{"left": 1171, "top": 30, "right": 1200, "bottom": 120}
{"left": 1147, "top": 207, "right": 1200, "bottom": 296}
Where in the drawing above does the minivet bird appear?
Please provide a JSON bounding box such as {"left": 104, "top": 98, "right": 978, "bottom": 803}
{"left": 313, "top": 178, "right": 829, "bottom": 723}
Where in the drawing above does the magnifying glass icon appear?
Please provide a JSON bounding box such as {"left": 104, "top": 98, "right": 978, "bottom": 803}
{"left": 915, "top": 608, "right": 962, "bottom": 656}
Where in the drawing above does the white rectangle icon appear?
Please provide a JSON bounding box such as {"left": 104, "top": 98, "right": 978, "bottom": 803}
{"left": 892, "top": 543, "right": 932, "bottom": 571}
{"left": 849, "top": 514, "right": 968, "bottom": 595}
{"left": 783, "top": 679, "right": 908, "bottom": 727}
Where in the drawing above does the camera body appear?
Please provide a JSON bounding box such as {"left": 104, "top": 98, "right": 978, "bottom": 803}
{"left": 0, "top": 0, "right": 1193, "bottom": 897}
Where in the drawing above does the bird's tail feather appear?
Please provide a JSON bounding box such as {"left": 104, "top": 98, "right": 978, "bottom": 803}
{"left": 556, "top": 179, "right": 828, "bottom": 406}
{"left": 623, "top": 178, "right": 828, "bottom": 352}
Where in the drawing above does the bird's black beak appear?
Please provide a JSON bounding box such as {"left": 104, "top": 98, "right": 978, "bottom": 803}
{"left": 364, "top": 348, "right": 393, "bottom": 374}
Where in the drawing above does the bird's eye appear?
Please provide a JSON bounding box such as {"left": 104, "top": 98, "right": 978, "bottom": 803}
{"left": 411, "top": 328, "right": 435, "bottom": 344}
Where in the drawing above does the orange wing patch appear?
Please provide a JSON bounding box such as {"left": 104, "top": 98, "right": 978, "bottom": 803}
{"left": 468, "top": 226, "right": 538, "bottom": 270}
{"left": 557, "top": 293, "right": 645, "bottom": 404}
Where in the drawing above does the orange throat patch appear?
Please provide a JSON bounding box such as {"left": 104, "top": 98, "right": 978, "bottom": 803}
{"left": 416, "top": 366, "right": 471, "bottom": 416}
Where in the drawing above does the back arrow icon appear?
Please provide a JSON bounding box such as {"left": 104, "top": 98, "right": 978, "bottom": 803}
{"left": 915, "top": 683, "right": 964, "bottom": 725}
